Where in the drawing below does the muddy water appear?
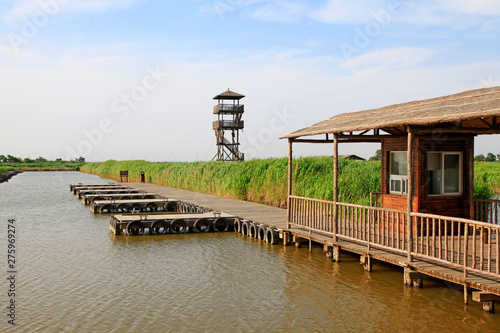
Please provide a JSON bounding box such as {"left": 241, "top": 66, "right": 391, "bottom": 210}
{"left": 0, "top": 172, "right": 499, "bottom": 332}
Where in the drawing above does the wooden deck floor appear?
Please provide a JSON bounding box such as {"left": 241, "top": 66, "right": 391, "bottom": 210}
{"left": 124, "top": 182, "right": 500, "bottom": 305}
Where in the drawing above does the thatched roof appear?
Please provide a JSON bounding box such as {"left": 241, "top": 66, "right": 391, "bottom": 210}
{"left": 283, "top": 86, "right": 500, "bottom": 139}
{"left": 213, "top": 89, "right": 245, "bottom": 100}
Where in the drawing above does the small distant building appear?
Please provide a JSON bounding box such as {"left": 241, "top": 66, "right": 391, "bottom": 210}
{"left": 212, "top": 89, "right": 245, "bottom": 162}
{"left": 339, "top": 154, "right": 365, "bottom": 161}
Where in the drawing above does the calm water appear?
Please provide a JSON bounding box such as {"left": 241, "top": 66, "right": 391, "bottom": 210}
{"left": 1, "top": 172, "right": 500, "bottom": 332}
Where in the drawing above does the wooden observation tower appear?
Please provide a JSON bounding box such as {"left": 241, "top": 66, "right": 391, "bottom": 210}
{"left": 212, "top": 89, "right": 245, "bottom": 161}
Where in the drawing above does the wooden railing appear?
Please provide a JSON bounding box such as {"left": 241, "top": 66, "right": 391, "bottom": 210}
{"left": 412, "top": 212, "right": 500, "bottom": 277}
{"left": 473, "top": 198, "right": 500, "bottom": 224}
{"left": 370, "top": 192, "right": 381, "bottom": 207}
{"left": 289, "top": 195, "right": 500, "bottom": 277}
{"left": 289, "top": 196, "right": 335, "bottom": 234}
{"left": 337, "top": 202, "right": 408, "bottom": 254}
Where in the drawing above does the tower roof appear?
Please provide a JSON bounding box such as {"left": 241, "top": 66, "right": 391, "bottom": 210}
{"left": 213, "top": 89, "right": 245, "bottom": 100}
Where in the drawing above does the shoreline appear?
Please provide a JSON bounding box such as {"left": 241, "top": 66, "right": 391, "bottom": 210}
{"left": 0, "top": 170, "right": 22, "bottom": 183}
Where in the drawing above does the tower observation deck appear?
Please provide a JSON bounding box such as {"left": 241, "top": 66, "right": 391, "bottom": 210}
{"left": 212, "top": 89, "right": 245, "bottom": 161}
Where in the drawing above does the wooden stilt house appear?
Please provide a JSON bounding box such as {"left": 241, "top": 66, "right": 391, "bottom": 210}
{"left": 282, "top": 87, "right": 500, "bottom": 265}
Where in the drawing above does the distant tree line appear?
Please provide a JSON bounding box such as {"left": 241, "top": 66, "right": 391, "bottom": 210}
{"left": 0, "top": 155, "right": 85, "bottom": 164}
{"left": 474, "top": 153, "right": 499, "bottom": 162}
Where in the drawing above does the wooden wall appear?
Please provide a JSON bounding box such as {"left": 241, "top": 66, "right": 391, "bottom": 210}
{"left": 381, "top": 134, "right": 474, "bottom": 219}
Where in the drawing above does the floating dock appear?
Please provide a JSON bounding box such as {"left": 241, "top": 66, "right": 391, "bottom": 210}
{"left": 70, "top": 183, "right": 123, "bottom": 193}
{"left": 110, "top": 212, "right": 237, "bottom": 235}
{"left": 91, "top": 198, "right": 176, "bottom": 213}
{"left": 82, "top": 192, "right": 163, "bottom": 205}
{"left": 76, "top": 188, "right": 142, "bottom": 199}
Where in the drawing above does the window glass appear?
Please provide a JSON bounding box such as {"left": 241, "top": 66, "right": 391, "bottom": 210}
{"left": 390, "top": 152, "right": 407, "bottom": 176}
{"left": 427, "top": 153, "right": 441, "bottom": 195}
{"left": 444, "top": 154, "right": 460, "bottom": 193}
{"left": 426, "top": 152, "right": 461, "bottom": 195}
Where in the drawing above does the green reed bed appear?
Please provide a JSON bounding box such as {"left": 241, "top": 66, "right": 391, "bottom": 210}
{"left": 81, "top": 158, "right": 500, "bottom": 208}
{"left": 81, "top": 157, "right": 382, "bottom": 207}
{"left": 0, "top": 166, "right": 15, "bottom": 176}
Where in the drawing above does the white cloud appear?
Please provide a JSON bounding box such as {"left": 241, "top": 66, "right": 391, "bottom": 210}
{"left": 251, "top": 1, "right": 306, "bottom": 23}
{"left": 3, "top": 0, "right": 145, "bottom": 24}
{"left": 437, "top": 0, "right": 500, "bottom": 16}
{"left": 310, "top": 0, "right": 387, "bottom": 24}
{"left": 309, "top": 0, "right": 500, "bottom": 29}
{"left": 340, "top": 47, "right": 435, "bottom": 72}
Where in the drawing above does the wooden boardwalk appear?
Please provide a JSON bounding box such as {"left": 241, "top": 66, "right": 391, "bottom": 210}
{"left": 124, "top": 182, "right": 500, "bottom": 311}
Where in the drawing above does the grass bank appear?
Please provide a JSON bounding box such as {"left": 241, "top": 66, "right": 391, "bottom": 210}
{"left": 474, "top": 162, "right": 500, "bottom": 198}
{"left": 81, "top": 158, "right": 500, "bottom": 208}
{"left": 81, "top": 157, "right": 381, "bottom": 207}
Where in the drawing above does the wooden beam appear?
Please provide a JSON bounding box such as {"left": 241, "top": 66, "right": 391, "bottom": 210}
{"left": 411, "top": 127, "right": 500, "bottom": 135}
{"left": 287, "top": 139, "right": 293, "bottom": 229}
{"left": 338, "top": 134, "right": 397, "bottom": 140}
{"left": 469, "top": 139, "right": 474, "bottom": 220}
{"left": 473, "top": 292, "right": 500, "bottom": 302}
{"left": 478, "top": 118, "right": 494, "bottom": 128}
{"left": 333, "top": 134, "right": 338, "bottom": 242}
{"left": 407, "top": 128, "right": 414, "bottom": 262}
{"left": 292, "top": 139, "right": 333, "bottom": 144}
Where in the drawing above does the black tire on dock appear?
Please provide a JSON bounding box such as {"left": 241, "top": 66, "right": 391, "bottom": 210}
{"left": 100, "top": 204, "right": 112, "bottom": 213}
{"left": 249, "top": 223, "right": 259, "bottom": 238}
{"left": 120, "top": 195, "right": 131, "bottom": 200}
{"left": 241, "top": 221, "right": 251, "bottom": 235}
{"left": 166, "top": 201, "right": 177, "bottom": 212}
{"left": 265, "top": 227, "right": 279, "bottom": 244}
{"left": 234, "top": 219, "right": 242, "bottom": 233}
{"left": 258, "top": 225, "right": 267, "bottom": 241}
{"left": 116, "top": 204, "right": 129, "bottom": 213}
{"left": 151, "top": 220, "right": 169, "bottom": 235}
{"left": 213, "top": 217, "right": 229, "bottom": 232}
{"left": 145, "top": 203, "right": 157, "bottom": 212}
{"left": 170, "top": 219, "right": 188, "bottom": 234}
{"left": 193, "top": 218, "right": 210, "bottom": 233}
{"left": 144, "top": 195, "right": 155, "bottom": 199}
{"left": 130, "top": 203, "right": 142, "bottom": 212}
{"left": 126, "top": 221, "right": 144, "bottom": 236}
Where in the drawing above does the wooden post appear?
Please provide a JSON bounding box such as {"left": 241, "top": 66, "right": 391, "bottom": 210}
{"left": 469, "top": 139, "right": 474, "bottom": 220}
{"left": 333, "top": 134, "right": 338, "bottom": 242}
{"left": 361, "top": 255, "right": 372, "bottom": 272}
{"left": 287, "top": 139, "right": 293, "bottom": 229}
{"left": 406, "top": 129, "right": 413, "bottom": 262}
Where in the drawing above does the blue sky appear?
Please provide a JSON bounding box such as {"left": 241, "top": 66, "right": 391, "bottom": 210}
{"left": 1, "top": 0, "right": 500, "bottom": 162}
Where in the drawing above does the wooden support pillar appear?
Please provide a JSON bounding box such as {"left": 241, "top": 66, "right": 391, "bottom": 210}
{"left": 360, "top": 255, "right": 372, "bottom": 272}
{"left": 464, "top": 283, "right": 470, "bottom": 305}
{"left": 324, "top": 245, "right": 333, "bottom": 258}
{"left": 404, "top": 268, "right": 426, "bottom": 287}
{"left": 472, "top": 292, "right": 500, "bottom": 313}
{"left": 332, "top": 245, "right": 341, "bottom": 262}
{"left": 403, "top": 267, "right": 413, "bottom": 286}
{"left": 468, "top": 140, "right": 474, "bottom": 220}
{"left": 333, "top": 134, "right": 338, "bottom": 242}
{"left": 287, "top": 139, "right": 293, "bottom": 229}
{"left": 406, "top": 129, "right": 413, "bottom": 262}
{"left": 283, "top": 231, "right": 291, "bottom": 246}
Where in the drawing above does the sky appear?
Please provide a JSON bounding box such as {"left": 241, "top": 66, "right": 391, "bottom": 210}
{"left": 1, "top": 0, "right": 500, "bottom": 162}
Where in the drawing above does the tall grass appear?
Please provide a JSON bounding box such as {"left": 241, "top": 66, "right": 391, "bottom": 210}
{"left": 0, "top": 166, "right": 14, "bottom": 176}
{"left": 474, "top": 162, "right": 500, "bottom": 199}
{"left": 80, "top": 158, "right": 500, "bottom": 207}
{"left": 81, "top": 157, "right": 382, "bottom": 207}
